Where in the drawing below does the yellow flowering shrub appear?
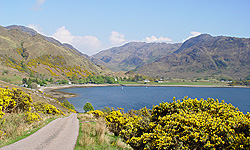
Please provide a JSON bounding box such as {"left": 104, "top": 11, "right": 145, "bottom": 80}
{"left": 25, "top": 112, "right": 41, "bottom": 124}
{"left": 105, "top": 97, "right": 250, "bottom": 149}
{"left": 88, "top": 110, "right": 104, "bottom": 118}
{"left": 33, "top": 102, "right": 65, "bottom": 116}
{"left": 0, "top": 87, "right": 35, "bottom": 139}
{"left": 0, "top": 87, "right": 32, "bottom": 113}
{"left": 105, "top": 108, "right": 150, "bottom": 142}
{"left": 46, "top": 68, "right": 59, "bottom": 76}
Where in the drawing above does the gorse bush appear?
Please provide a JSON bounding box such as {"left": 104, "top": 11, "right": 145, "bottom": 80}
{"left": 88, "top": 110, "right": 104, "bottom": 118}
{"left": 0, "top": 87, "right": 32, "bottom": 114}
{"left": 0, "top": 87, "right": 65, "bottom": 140}
{"left": 0, "top": 87, "right": 33, "bottom": 139}
{"left": 33, "top": 102, "right": 65, "bottom": 116}
{"left": 24, "top": 112, "right": 41, "bottom": 124}
{"left": 105, "top": 97, "right": 250, "bottom": 149}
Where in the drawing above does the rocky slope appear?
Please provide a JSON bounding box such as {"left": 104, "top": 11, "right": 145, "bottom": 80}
{"left": 91, "top": 42, "right": 181, "bottom": 72}
{"left": 135, "top": 34, "right": 250, "bottom": 79}
{"left": 92, "top": 34, "right": 250, "bottom": 79}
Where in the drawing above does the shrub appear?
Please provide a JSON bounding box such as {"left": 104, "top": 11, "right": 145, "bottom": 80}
{"left": 101, "top": 106, "right": 111, "bottom": 115}
{"left": 62, "top": 100, "right": 75, "bottom": 110}
{"left": 25, "top": 112, "right": 40, "bottom": 124}
{"left": 0, "top": 87, "right": 32, "bottom": 113}
{"left": 105, "top": 97, "right": 250, "bottom": 149}
{"left": 88, "top": 110, "right": 104, "bottom": 118}
{"left": 33, "top": 102, "right": 65, "bottom": 116}
{"left": 83, "top": 102, "right": 94, "bottom": 112}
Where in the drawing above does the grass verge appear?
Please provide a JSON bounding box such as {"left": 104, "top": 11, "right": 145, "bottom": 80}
{"left": 75, "top": 113, "right": 132, "bottom": 150}
{"left": 0, "top": 113, "right": 64, "bottom": 148}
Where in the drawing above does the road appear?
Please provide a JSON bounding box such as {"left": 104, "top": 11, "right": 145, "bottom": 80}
{"left": 1, "top": 113, "right": 79, "bottom": 150}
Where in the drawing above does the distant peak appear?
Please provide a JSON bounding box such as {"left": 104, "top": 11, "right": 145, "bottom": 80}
{"left": 199, "top": 33, "right": 212, "bottom": 36}
{"left": 197, "top": 33, "right": 212, "bottom": 38}
{"left": 5, "top": 25, "right": 38, "bottom": 36}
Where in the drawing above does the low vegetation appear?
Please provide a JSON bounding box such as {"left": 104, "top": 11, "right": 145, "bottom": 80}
{"left": 0, "top": 82, "right": 75, "bottom": 147}
{"left": 88, "top": 97, "right": 250, "bottom": 149}
{"left": 76, "top": 113, "right": 132, "bottom": 150}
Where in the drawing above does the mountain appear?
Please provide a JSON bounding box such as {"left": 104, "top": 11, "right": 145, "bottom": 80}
{"left": 91, "top": 42, "right": 181, "bottom": 72}
{"left": 5, "top": 25, "right": 82, "bottom": 54}
{"left": 135, "top": 34, "right": 250, "bottom": 79}
{"left": 0, "top": 25, "right": 106, "bottom": 81}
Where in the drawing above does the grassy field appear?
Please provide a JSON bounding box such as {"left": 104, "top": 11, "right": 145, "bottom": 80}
{"left": 0, "top": 75, "right": 23, "bottom": 85}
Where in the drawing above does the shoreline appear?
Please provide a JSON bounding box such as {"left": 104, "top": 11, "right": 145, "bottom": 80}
{"left": 39, "top": 83, "right": 249, "bottom": 101}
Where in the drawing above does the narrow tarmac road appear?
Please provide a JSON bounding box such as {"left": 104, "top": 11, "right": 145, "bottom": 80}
{"left": 1, "top": 113, "right": 79, "bottom": 150}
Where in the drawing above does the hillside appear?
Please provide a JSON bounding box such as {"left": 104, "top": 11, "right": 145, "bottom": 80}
{"left": 135, "top": 34, "right": 250, "bottom": 79}
{"left": 91, "top": 42, "right": 181, "bottom": 72}
{"left": 0, "top": 25, "right": 107, "bottom": 83}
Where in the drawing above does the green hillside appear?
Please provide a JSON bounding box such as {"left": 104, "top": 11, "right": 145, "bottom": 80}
{"left": 0, "top": 25, "right": 108, "bottom": 83}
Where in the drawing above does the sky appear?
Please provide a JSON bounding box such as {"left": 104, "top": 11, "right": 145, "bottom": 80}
{"left": 1, "top": 0, "right": 250, "bottom": 56}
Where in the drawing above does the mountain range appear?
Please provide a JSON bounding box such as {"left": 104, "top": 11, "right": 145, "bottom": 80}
{"left": 1, "top": 25, "right": 250, "bottom": 80}
{"left": 91, "top": 42, "right": 181, "bottom": 72}
{"left": 92, "top": 34, "right": 250, "bottom": 79}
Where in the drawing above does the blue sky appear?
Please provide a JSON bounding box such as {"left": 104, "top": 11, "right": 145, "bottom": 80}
{"left": 1, "top": 0, "right": 250, "bottom": 55}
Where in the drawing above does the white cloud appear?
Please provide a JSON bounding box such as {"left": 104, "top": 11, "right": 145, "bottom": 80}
{"left": 109, "top": 31, "right": 126, "bottom": 45}
{"left": 27, "top": 25, "right": 178, "bottom": 55}
{"left": 33, "top": 0, "right": 45, "bottom": 10}
{"left": 52, "top": 26, "right": 74, "bottom": 43}
{"left": 37, "top": 0, "right": 45, "bottom": 5}
{"left": 27, "top": 24, "right": 44, "bottom": 35}
{"left": 183, "top": 31, "right": 201, "bottom": 42}
{"left": 144, "top": 35, "right": 172, "bottom": 43}
{"left": 52, "top": 26, "right": 101, "bottom": 55}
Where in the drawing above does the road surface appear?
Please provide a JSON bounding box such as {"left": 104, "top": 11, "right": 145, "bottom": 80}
{"left": 1, "top": 113, "right": 79, "bottom": 150}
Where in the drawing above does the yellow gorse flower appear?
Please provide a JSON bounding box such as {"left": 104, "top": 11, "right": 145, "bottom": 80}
{"left": 105, "top": 97, "right": 250, "bottom": 149}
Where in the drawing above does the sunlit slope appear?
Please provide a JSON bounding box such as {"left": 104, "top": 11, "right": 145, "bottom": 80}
{"left": 0, "top": 25, "right": 106, "bottom": 80}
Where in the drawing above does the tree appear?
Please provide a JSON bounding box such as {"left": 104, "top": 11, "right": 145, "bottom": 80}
{"left": 22, "top": 78, "right": 27, "bottom": 84}
{"left": 49, "top": 78, "right": 53, "bottom": 83}
{"left": 83, "top": 102, "right": 94, "bottom": 112}
{"left": 63, "top": 100, "right": 75, "bottom": 110}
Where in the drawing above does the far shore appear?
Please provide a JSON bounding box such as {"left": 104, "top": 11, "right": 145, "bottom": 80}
{"left": 39, "top": 83, "right": 249, "bottom": 91}
{"left": 38, "top": 83, "right": 249, "bottom": 101}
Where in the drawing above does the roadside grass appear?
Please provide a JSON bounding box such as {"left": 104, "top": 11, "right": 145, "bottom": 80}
{"left": 0, "top": 80, "right": 72, "bottom": 148}
{"left": 0, "top": 113, "right": 65, "bottom": 148}
{"left": 75, "top": 113, "right": 132, "bottom": 150}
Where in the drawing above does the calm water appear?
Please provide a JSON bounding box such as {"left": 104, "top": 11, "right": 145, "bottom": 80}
{"left": 59, "top": 86, "right": 250, "bottom": 113}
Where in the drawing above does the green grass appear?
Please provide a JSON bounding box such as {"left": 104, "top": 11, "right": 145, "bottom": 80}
{"left": 0, "top": 76, "right": 22, "bottom": 84}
